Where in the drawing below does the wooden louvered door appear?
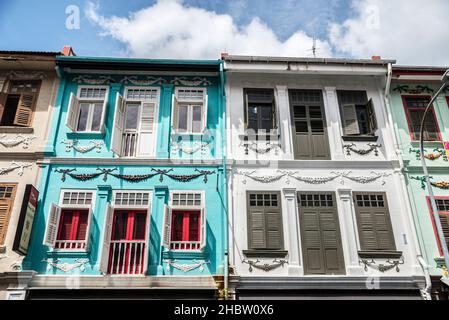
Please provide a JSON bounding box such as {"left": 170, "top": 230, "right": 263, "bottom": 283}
{"left": 0, "top": 184, "right": 17, "bottom": 245}
{"left": 298, "top": 192, "right": 345, "bottom": 275}
{"left": 13, "top": 93, "right": 35, "bottom": 126}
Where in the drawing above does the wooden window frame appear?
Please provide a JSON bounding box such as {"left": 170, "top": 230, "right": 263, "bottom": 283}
{"left": 172, "top": 87, "right": 207, "bottom": 135}
{"left": 57, "top": 209, "right": 89, "bottom": 241}
{"left": 73, "top": 85, "right": 109, "bottom": 133}
{"left": 112, "top": 190, "right": 152, "bottom": 209}
{"left": 401, "top": 95, "right": 442, "bottom": 142}
{"left": 171, "top": 210, "right": 201, "bottom": 242}
{"left": 0, "top": 183, "right": 17, "bottom": 246}
{"left": 244, "top": 88, "right": 278, "bottom": 135}
{"left": 426, "top": 196, "right": 449, "bottom": 257}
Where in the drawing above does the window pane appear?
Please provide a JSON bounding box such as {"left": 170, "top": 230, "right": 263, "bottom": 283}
{"left": 125, "top": 104, "right": 139, "bottom": 130}
{"left": 260, "top": 106, "right": 273, "bottom": 130}
{"left": 192, "top": 105, "right": 202, "bottom": 133}
{"left": 91, "top": 103, "right": 103, "bottom": 131}
{"left": 178, "top": 105, "right": 188, "bottom": 132}
{"left": 356, "top": 106, "right": 369, "bottom": 135}
{"left": 189, "top": 213, "right": 200, "bottom": 241}
{"left": 294, "top": 106, "right": 306, "bottom": 119}
{"left": 295, "top": 121, "right": 308, "bottom": 133}
{"left": 309, "top": 106, "right": 323, "bottom": 119}
{"left": 77, "top": 103, "right": 90, "bottom": 131}
{"left": 57, "top": 211, "right": 74, "bottom": 240}
{"left": 311, "top": 120, "right": 324, "bottom": 133}
{"left": 172, "top": 212, "right": 184, "bottom": 241}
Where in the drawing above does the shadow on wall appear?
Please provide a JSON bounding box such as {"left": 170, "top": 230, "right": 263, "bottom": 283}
{"left": 149, "top": 215, "right": 161, "bottom": 274}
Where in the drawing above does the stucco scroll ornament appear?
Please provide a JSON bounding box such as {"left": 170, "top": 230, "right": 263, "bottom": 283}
{"left": 340, "top": 171, "right": 391, "bottom": 185}
{"left": 236, "top": 170, "right": 288, "bottom": 184}
{"left": 409, "top": 147, "right": 447, "bottom": 161}
{"left": 242, "top": 141, "right": 281, "bottom": 155}
{"left": 171, "top": 141, "right": 210, "bottom": 155}
{"left": 42, "top": 258, "right": 90, "bottom": 273}
{"left": 72, "top": 75, "right": 114, "bottom": 85}
{"left": 3, "top": 71, "right": 47, "bottom": 80}
{"left": 359, "top": 256, "right": 404, "bottom": 273}
{"left": 411, "top": 176, "right": 449, "bottom": 190}
{"left": 343, "top": 143, "right": 382, "bottom": 156}
{"left": 170, "top": 77, "right": 212, "bottom": 86}
{"left": 61, "top": 139, "right": 104, "bottom": 153}
{"left": 164, "top": 259, "right": 210, "bottom": 273}
{"left": 0, "top": 134, "right": 36, "bottom": 149}
{"left": 120, "top": 76, "right": 168, "bottom": 85}
{"left": 0, "top": 162, "right": 32, "bottom": 176}
{"left": 287, "top": 171, "right": 342, "bottom": 185}
{"left": 242, "top": 259, "right": 288, "bottom": 272}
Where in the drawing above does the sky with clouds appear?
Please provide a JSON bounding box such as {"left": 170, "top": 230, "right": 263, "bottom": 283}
{"left": 1, "top": 0, "right": 448, "bottom": 65}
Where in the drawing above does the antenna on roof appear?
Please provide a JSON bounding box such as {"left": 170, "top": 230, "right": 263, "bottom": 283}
{"left": 307, "top": 36, "right": 319, "bottom": 58}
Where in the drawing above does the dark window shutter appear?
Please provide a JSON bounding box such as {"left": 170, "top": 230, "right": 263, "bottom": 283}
{"left": 438, "top": 214, "right": 449, "bottom": 250}
{"left": 248, "top": 208, "right": 266, "bottom": 249}
{"left": 265, "top": 210, "right": 282, "bottom": 249}
{"left": 367, "top": 98, "right": 377, "bottom": 133}
{"left": 301, "top": 209, "right": 326, "bottom": 274}
{"left": 0, "top": 92, "right": 7, "bottom": 124}
{"left": 13, "top": 93, "right": 35, "bottom": 127}
{"left": 0, "top": 201, "right": 12, "bottom": 245}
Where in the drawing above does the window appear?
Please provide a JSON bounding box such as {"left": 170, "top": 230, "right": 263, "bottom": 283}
{"left": 66, "top": 86, "right": 109, "bottom": 133}
{"left": 353, "top": 192, "right": 396, "bottom": 253}
{"left": 114, "top": 191, "right": 150, "bottom": 206}
{"left": 0, "top": 184, "right": 17, "bottom": 246}
{"left": 244, "top": 89, "right": 276, "bottom": 134}
{"left": 0, "top": 80, "right": 40, "bottom": 127}
{"left": 246, "top": 191, "right": 283, "bottom": 250}
{"left": 172, "top": 88, "right": 207, "bottom": 134}
{"left": 428, "top": 197, "right": 449, "bottom": 256}
{"left": 162, "top": 191, "right": 206, "bottom": 251}
{"left": 337, "top": 90, "right": 377, "bottom": 136}
{"left": 43, "top": 190, "right": 95, "bottom": 250}
{"left": 111, "top": 88, "right": 158, "bottom": 157}
{"left": 403, "top": 96, "right": 440, "bottom": 141}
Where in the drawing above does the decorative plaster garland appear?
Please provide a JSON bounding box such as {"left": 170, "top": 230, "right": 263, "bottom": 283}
{"left": 288, "top": 171, "right": 341, "bottom": 184}
{"left": 0, "top": 162, "right": 32, "bottom": 176}
{"left": 72, "top": 75, "right": 212, "bottom": 86}
{"left": 164, "top": 259, "right": 210, "bottom": 273}
{"left": 242, "top": 141, "right": 281, "bottom": 155}
{"left": 171, "top": 141, "right": 210, "bottom": 155}
{"left": 72, "top": 75, "right": 114, "bottom": 85}
{"left": 42, "top": 258, "right": 90, "bottom": 273}
{"left": 120, "top": 76, "right": 167, "bottom": 85}
{"left": 242, "top": 259, "right": 288, "bottom": 272}
{"left": 412, "top": 176, "right": 449, "bottom": 190}
{"left": 393, "top": 85, "right": 435, "bottom": 94}
{"left": 170, "top": 77, "right": 212, "bottom": 86}
{"left": 409, "top": 147, "right": 447, "bottom": 161}
{"left": 237, "top": 170, "right": 288, "bottom": 184}
{"left": 343, "top": 143, "right": 382, "bottom": 156}
{"left": 2, "top": 71, "right": 47, "bottom": 80}
{"left": 340, "top": 171, "right": 391, "bottom": 185}
{"left": 61, "top": 140, "right": 104, "bottom": 153}
{"left": 0, "top": 134, "right": 36, "bottom": 149}
{"left": 359, "top": 257, "right": 404, "bottom": 273}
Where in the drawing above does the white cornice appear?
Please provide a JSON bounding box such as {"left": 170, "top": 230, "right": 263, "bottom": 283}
{"left": 39, "top": 158, "right": 224, "bottom": 166}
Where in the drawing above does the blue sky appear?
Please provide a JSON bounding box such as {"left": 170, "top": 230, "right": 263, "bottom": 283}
{"left": 1, "top": 0, "right": 449, "bottom": 65}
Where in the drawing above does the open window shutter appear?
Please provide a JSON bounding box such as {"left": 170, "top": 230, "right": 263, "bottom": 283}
{"left": 100, "top": 92, "right": 109, "bottom": 133}
{"left": 143, "top": 202, "right": 152, "bottom": 274}
{"left": 137, "top": 102, "right": 155, "bottom": 157}
{"left": 0, "top": 92, "right": 7, "bottom": 124}
{"left": 43, "top": 203, "right": 61, "bottom": 248}
{"left": 0, "top": 201, "right": 12, "bottom": 245}
{"left": 244, "top": 93, "right": 249, "bottom": 130}
{"left": 13, "top": 94, "right": 35, "bottom": 127}
{"left": 162, "top": 204, "right": 172, "bottom": 249}
{"left": 367, "top": 98, "right": 377, "bottom": 134}
{"left": 66, "top": 92, "right": 80, "bottom": 131}
{"left": 342, "top": 104, "right": 359, "bottom": 135}
{"left": 99, "top": 204, "right": 114, "bottom": 274}
{"left": 200, "top": 207, "right": 206, "bottom": 250}
{"left": 171, "top": 94, "right": 178, "bottom": 132}
{"left": 248, "top": 208, "right": 266, "bottom": 249}
{"left": 84, "top": 207, "right": 94, "bottom": 250}
{"left": 202, "top": 90, "right": 208, "bottom": 133}
{"left": 111, "top": 92, "right": 124, "bottom": 156}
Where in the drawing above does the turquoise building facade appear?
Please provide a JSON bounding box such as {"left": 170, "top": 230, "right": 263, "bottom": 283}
{"left": 22, "top": 56, "right": 227, "bottom": 298}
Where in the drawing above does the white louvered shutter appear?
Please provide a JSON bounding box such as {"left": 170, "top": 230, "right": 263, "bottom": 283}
{"left": 162, "top": 204, "right": 172, "bottom": 249}
{"left": 43, "top": 203, "right": 61, "bottom": 248}
{"left": 202, "top": 89, "right": 208, "bottom": 133}
{"left": 137, "top": 102, "right": 156, "bottom": 157}
{"left": 99, "top": 204, "right": 114, "bottom": 274}
{"left": 66, "top": 92, "right": 80, "bottom": 131}
{"left": 200, "top": 207, "right": 206, "bottom": 250}
{"left": 111, "top": 92, "right": 125, "bottom": 155}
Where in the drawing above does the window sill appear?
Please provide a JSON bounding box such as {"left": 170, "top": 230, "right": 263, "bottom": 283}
{"left": 243, "top": 249, "right": 288, "bottom": 258}
{"left": 162, "top": 249, "right": 206, "bottom": 260}
{"left": 66, "top": 131, "right": 105, "bottom": 140}
{"left": 171, "top": 132, "right": 211, "bottom": 140}
{"left": 46, "top": 249, "right": 90, "bottom": 258}
{"left": 358, "top": 250, "right": 403, "bottom": 259}
{"left": 342, "top": 135, "right": 378, "bottom": 142}
{"left": 409, "top": 140, "right": 444, "bottom": 148}
{"left": 0, "top": 126, "right": 34, "bottom": 134}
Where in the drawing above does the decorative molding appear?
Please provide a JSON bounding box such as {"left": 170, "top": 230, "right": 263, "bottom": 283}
{"left": 409, "top": 147, "right": 447, "bottom": 161}
{"left": 237, "top": 170, "right": 288, "bottom": 184}
{"left": 343, "top": 143, "right": 382, "bottom": 156}
{"left": 170, "top": 77, "right": 212, "bottom": 86}
{"left": 171, "top": 141, "right": 210, "bottom": 155}
{"left": 72, "top": 75, "right": 114, "bottom": 85}
{"left": 120, "top": 76, "right": 167, "bottom": 85}
{"left": 288, "top": 171, "right": 341, "bottom": 184}
{"left": 359, "top": 257, "right": 404, "bottom": 273}
{"left": 411, "top": 176, "right": 449, "bottom": 190}
{"left": 2, "top": 71, "right": 47, "bottom": 80}
{"left": 10, "top": 262, "right": 22, "bottom": 272}
{"left": 393, "top": 85, "right": 435, "bottom": 94}
{"left": 42, "top": 258, "right": 90, "bottom": 273}
{"left": 340, "top": 171, "right": 391, "bottom": 185}
{"left": 242, "top": 259, "right": 288, "bottom": 272}
{"left": 109, "top": 172, "right": 159, "bottom": 183}
{"left": 61, "top": 140, "right": 104, "bottom": 153}
{"left": 163, "top": 259, "right": 210, "bottom": 273}
{"left": 0, "top": 162, "right": 32, "bottom": 176}
{"left": 0, "top": 134, "right": 36, "bottom": 149}
{"left": 242, "top": 141, "right": 281, "bottom": 155}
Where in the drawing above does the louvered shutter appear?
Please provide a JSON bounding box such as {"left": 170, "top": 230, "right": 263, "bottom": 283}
{"left": 438, "top": 214, "right": 449, "bottom": 251}
{"left": 265, "top": 209, "right": 282, "bottom": 249}
{"left": 171, "top": 94, "right": 179, "bottom": 132}
{"left": 0, "top": 92, "right": 7, "bottom": 124}
{"left": 143, "top": 202, "right": 152, "bottom": 274}
{"left": 66, "top": 92, "right": 80, "bottom": 131}
{"left": 99, "top": 91, "right": 109, "bottom": 133}
{"left": 99, "top": 204, "right": 114, "bottom": 274}
{"left": 247, "top": 208, "right": 266, "bottom": 249}
{"left": 200, "top": 207, "right": 206, "bottom": 250}
{"left": 301, "top": 209, "right": 325, "bottom": 274}
{"left": 0, "top": 201, "right": 12, "bottom": 245}
{"left": 342, "top": 104, "right": 359, "bottom": 135}
{"left": 13, "top": 94, "right": 35, "bottom": 127}
{"left": 162, "top": 204, "right": 172, "bottom": 249}
{"left": 43, "top": 203, "right": 61, "bottom": 248}
{"left": 202, "top": 90, "right": 208, "bottom": 133}
{"left": 84, "top": 207, "right": 93, "bottom": 250}
{"left": 111, "top": 92, "right": 125, "bottom": 156}
{"left": 367, "top": 98, "right": 377, "bottom": 134}
{"left": 137, "top": 102, "right": 155, "bottom": 157}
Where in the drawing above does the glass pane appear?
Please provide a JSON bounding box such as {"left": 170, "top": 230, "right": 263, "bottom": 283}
{"left": 188, "top": 213, "right": 200, "bottom": 241}
{"left": 295, "top": 121, "right": 308, "bottom": 133}
{"left": 294, "top": 106, "right": 306, "bottom": 119}
{"left": 311, "top": 120, "right": 324, "bottom": 133}
{"left": 125, "top": 104, "right": 139, "bottom": 130}
{"left": 309, "top": 106, "right": 322, "bottom": 119}
{"left": 91, "top": 103, "right": 103, "bottom": 131}
{"left": 77, "top": 104, "right": 90, "bottom": 131}
{"left": 172, "top": 212, "right": 184, "bottom": 241}
{"left": 192, "top": 105, "right": 202, "bottom": 133}
{"left": 178, "top": 105, "right": 188, "bottom": 132}
{"left": 356, "top": 106, "right": 369, "bottom": 135}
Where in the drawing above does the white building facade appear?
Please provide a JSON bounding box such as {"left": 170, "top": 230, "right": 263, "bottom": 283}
{"left": 224, "top": 55, "right": 427, "bottom": 299}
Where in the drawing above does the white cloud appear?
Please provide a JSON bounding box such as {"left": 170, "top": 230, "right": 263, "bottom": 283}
{"left": 85, "top": 0, "right": 332, "bottom": 59}
{"left": 329, "top": 0, "right": 449, "bottom": 65}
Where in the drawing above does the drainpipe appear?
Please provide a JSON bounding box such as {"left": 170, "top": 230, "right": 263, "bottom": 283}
{"left": 383, "top": 63, "right": 432, "bottom": 299}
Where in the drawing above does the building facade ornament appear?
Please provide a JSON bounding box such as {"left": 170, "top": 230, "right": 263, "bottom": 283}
{"left": 343, "top": 143, "right": 382, "bottom": 156}
{"left": 359, "top": 257, "right": 404, "bottom": 273}
{"left": 237, "top": 170, "right": 288, "bottom": 184}
{"left": 119, "top": 76, "right": 168, "bottom": 85}
{"left": 0, "top": 134, "right": 36, "bottom": 149}
{"left": 340, "top": 171, "right": 391, "bottom": 185}
{"left": 409, "top": 147, "right": 447, "bottom": 161}
{"left": 61, "top": 140, "right": 104, "bottom": 153}
{"left": 171, "top": 141, "right": 210, "bottom": 155}
{"left": 163, "top": 259, "right": 210, "bottom": 273}
{"left": 2, "top": 71, "right": 47, "bottom": 80}
{"left": 42, "top": 258, "right": 90, "bottom": 273}
{"left": 0, "top": 162, "right": 32, "bottom": 176}
{"left": 170, "top": 77, "right": 212, "bottom": 86}
{"left": 288, "top": 171, "right": 341, "bottom": 184}
{"left": 242, "top": 141, "right": 281, "bottom": 155}
{"left": 242, "top": 259, "right": 288, "bottom": 272}
{"left": 72, "top": 75, "right": 114, "bottom": 85}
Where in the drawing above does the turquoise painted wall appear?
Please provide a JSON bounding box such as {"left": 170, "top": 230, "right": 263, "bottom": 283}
{"left": 389, "top": 84, "right": 449, "bottom": 275}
